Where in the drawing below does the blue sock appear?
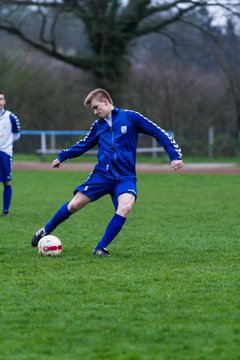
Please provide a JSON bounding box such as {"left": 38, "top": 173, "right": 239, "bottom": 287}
{"left": 3, "top": 184, "right": 12, "bottom": 213}
{"left": 44, "top": 202, "right": 72, "bottom": 234}
{"left": 95, "top": 213, "right": 126, "bottom": 250}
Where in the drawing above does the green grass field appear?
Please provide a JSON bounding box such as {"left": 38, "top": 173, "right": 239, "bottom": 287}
{"left": 0, "top": 170, "right": 240, "bottom": 360}
{"left": 13, "top": 153, "right": 240, "bottom": 164}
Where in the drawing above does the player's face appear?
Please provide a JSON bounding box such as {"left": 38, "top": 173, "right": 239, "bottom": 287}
{"left": 91, "top": 98, "right": 111, "bottom": 118}
{"left": 0, "top": 94, "right": 6, "bottom": 110}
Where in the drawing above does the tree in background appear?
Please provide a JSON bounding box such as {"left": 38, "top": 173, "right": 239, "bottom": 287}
{"left": 0, "top": 0, "right": 238, "bottom": 98}
{"left": 1, "top": 1, "right": 240, "bottom": 156}
{"left": 0, "top": 49, "right": 91, "bottom": 129}
{"left": 208, "top": 20, "right": 240, "bottom": 133}
{"left": 124, "top": 5, "right": 240, "bottom": 156}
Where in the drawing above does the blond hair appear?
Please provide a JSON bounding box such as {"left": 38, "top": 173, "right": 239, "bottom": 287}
{"left": 84, "top": 88, "right": 113, "bottom": 107}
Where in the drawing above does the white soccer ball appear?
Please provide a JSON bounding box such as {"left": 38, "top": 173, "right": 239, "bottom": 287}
{"left": 38, "top": 235, "right": 63, "bottom": 256}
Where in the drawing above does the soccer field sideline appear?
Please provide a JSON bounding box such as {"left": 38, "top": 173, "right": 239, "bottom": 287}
{"left": 12, "top": 161, "right": 240, "bottom": 174}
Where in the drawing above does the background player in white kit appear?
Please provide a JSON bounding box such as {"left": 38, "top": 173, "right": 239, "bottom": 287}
{"left": 0, "top": 92, "right": 21, "bottom": 215}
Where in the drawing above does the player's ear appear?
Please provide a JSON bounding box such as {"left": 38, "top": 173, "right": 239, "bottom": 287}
{"left": 103, "top": 98, "right": 108, "bottom": 105}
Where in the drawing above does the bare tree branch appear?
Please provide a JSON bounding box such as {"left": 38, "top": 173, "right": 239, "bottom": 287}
{"left": 136, "top": 4, "right": 197, "bottom": 36}
{"left": 0, "top": 22, "right": 94, "bottom": 69}
{"left": 0, "top": 0, "right": 239, "bottom": 93}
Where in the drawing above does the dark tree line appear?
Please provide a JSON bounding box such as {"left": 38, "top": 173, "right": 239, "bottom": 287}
{"left": 1, "top": 0, "right": 240, "bottom": 156}
{"left": 0, "top": 0, "right": 239, "bottom": 97}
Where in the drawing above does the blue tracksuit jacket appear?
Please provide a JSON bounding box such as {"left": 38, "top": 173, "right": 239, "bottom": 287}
{"left": 57, "top": 107, "right": 182, "bottom": 179}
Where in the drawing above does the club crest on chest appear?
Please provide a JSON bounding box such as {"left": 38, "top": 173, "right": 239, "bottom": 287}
{"left": 121, "top": 126, "right": 127, "bottom": 134}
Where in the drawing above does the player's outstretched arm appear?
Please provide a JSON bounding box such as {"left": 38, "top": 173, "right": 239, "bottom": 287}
{"left": 171, "top": 160, "right": 183, "bottom": 171}
{"left": 52, "top": 159, "right": 61, "bottom": 168}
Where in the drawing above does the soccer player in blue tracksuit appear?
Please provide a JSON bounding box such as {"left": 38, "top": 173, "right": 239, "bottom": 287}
{"left": 0, "top": 92, "right": 21, "bottom": 215}
{"left": 31, "top": 88, "right": 183, "bottom": 256}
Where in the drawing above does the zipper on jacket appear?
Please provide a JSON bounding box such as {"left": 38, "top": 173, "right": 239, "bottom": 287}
{"left": 111, "top": 127, "right": 118, "bottom": 180}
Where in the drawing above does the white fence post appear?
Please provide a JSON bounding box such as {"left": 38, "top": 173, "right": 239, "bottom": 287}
{"left": 50, "top": 134, "right": 56, "bottom": 150}
{"left": 151, "top": 138, "right": 158, "bottom": 158}
{"left": 208, "top": 126, "right": 214, "bottom": 158}
{"left": 40, "top": 132, "right": 47, "bottom": 154}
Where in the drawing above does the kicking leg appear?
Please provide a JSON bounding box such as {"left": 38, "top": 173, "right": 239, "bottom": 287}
{"left": 31, "top": 192, "right": 90, "bottom": 247}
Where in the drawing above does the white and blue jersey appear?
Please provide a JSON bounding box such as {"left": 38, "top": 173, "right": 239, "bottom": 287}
{"left": 0, "top": 110, "right": 21, "bottom": 157}
{"left": 0, "top": 109, "right": 21, "bottom": 182}
{"left": 57, "top": 107, "right": 182, "bottom": 180}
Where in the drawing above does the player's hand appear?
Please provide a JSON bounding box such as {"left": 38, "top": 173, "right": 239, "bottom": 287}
{"left": 52, "top": 159, "right": 61, "bottom": 168}
{"left": 171, "top": 160, "right": 183, "bottom": 171}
